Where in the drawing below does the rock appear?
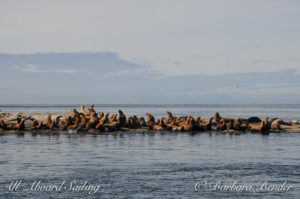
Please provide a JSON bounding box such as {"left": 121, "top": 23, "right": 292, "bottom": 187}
{"left": 290, "top": 120, "right": 299, "bottom": 125}
{"left": 280, "top": 125, "right": 300, "bottom": 133}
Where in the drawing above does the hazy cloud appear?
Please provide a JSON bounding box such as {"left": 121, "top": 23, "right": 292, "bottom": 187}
{"left": 0, "top": 0, "right": 299, "bottom": 75}
{"left": 0, "top": 52, "right": 300, "bottom": 104}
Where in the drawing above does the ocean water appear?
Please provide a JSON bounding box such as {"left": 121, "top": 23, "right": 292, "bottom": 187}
{"left": 0, "top": 104, "right": 300, "bottom": 199}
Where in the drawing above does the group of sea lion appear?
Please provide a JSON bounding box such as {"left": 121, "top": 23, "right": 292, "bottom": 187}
{"left": 0, "top": 104, "right": 299, "bottom": 134}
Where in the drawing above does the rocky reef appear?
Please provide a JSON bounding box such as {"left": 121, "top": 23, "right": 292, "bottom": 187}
{"left": 1, "top": 104, "right": 300, "bottom": 135}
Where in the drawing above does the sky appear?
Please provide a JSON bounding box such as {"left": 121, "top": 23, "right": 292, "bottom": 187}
{"left": 0, "top": 0, "right": 300, "bottom": 104}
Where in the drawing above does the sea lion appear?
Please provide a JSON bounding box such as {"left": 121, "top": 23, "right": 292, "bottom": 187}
{"left": 249, "top": 117, "right": 268, "bottom": 133}
{"left": 226, "top": 119, "right": 234, "bottom": 130}
{"left": 117, "top": 110, "right": 126, "bottom": 127}
{"left": 79, "top": 104, "right": 90, "bottom": 115}
{"left": 79, "top": 113, "right": 87, "bottom": 126}
{"left": 90, "top": 104, "right": 94, "bottom": 110}
{"left": 263, "top": 117, "right": 270, "bottom": 131}
{"left": 30, "top": 119, "right": 39, "bottom": 130}
{"left": 67, "top": 116, "right": 79, "bottom": 130}
{"left": 14, "top": 118, "right": 26, "bottom": 130}
{"left": 86, "top": 112, "right": 99, "bottom": 129}
{"left": 153, "top": 117, "right": 166, "bottom": 131}
{"left": 0, "top": 119, "right": 5, "bottom": 129}
{"left": 44, "top": 115, "right": 52, "bottom": 128}
{"left": 217, "top": 119, "right": 226, "bottom": 131}
{"left": 87, "top": 104, "right": 96, "bottom": 116}
{"left": 60, "top": 116, "right": 71, "bottom": 131}
{"left": 166, "top": 121, "right": 183, "bottom": 131}
{"left": 271, "top": 119, "right": 282, "bottom": 130}
{"left": 125, "top": 116, "right": 139, "bottom": 128}
{"left": 104, "top": 121, "right": 120, "bottom": 131}
{"left": 249, "top": 121, "right": 264, "bottom": 132}
{"left": 146, "top": 113, "right": 155, "bottom": 128}
{"left": 98, "top": 112, "right": 104, "bottom": 120}
{"left": 167, "top": 111, "right": 174, "bottom": 123}
{"left": 233, "top": 118, "right": 248, "bottom": 131}
{"left": 214, "top": 112, "right": 221, "bottom": 124}
{"left": 95, "top": 112, "right": 109, "bottom": 130}
{"left": 247, "top": 117, "right": 262, "bottom": 123}
{"left": 200, "top": 117, "right": 213, "bottom": 130}
{"left": 139, "top": 117, "right": 147, "bottom": 127}
{"left": 289, "top": 120, "right": 299, "bottom": 125}
{"left": 44, "top": 115, "right": 61, "bottom": 130}
{"left": 181, "top": 118, "right": 196, "bottom": 132}
{"left": 132, "top": 115, "right": 140, "bottom": 128}
{"left": 70, "top": 108, "right": 79, "bottom": 119}
{"left": 109, "top": 114, "right": 117, "bottom": 123}
{"left": 0, "top": 119, "right": 14, "bottom": 130}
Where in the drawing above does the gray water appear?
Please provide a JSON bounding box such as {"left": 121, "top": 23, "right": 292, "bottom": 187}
{"left": 0, "top": 104, "right": 300, "bottom": 198}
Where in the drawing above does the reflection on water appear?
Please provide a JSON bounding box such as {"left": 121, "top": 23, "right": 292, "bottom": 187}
{"left": 0, "top": 132, "right": 300, "bottom": 198}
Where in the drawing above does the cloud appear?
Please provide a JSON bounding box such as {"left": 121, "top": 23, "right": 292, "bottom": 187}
{"left": 1, "top": 0, "right": 300, "bottom": 76}
{"left": 0, "top": 52, "right": 154, "bottom": 77}
{"left": 14, "top": 64, "right": 83, "bottom": 74}
{"left": 0, "top": 52, "right": 300, "bottom": 104}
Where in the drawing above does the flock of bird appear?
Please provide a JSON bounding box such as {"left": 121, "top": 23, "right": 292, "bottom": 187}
{"left": 0, "top": 104, "right": 297, "bottom": 134}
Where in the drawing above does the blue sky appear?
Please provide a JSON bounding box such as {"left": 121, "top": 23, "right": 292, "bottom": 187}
{"left": 0, "top": 0, "right": 300, "bottom": 104}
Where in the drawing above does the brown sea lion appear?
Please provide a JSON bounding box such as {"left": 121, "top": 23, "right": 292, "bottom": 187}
{"left": 217, "top": 119, "right": 226, "bottom": 131}
{"left": 95, "top": 112, "right": 109, "bottom": 130}
{"left": 87, "top": 104, "right": 96, "bottom": 115}
{"left": 200, "top": 117, "right": 213, "bottom": 130}
{"left": 233, "top": 118, "right": 248, "bottom": 131}
{"left": 109, "top": 113, "right": 117, "bottom": 123}
{"left": 30, "top": 119, "right": 39, "bottom": 130}
{"left": 139, "top": 117, "right": 147, "bottom": 127}
{"left": 98, "top": 112, "right": 104, "bottom": 120}
{"left": 80, "top": 104, "right": 90, "bottom": 115}
{"left": 67, "top": 116, "right": 79, "bottom": 130}
{"left": 249, "top": 121, "right": 264, "bottom": 132}
{"left": 46, "top": 115, "right": 61, "bottom": 130}
{"left": 271, "top": 119, "right": 282, "bottom": 130}
{"left": 86, "top": 112, "right": 99, "bottom": 129}
{"left": 146, "top": 113, "right": 155, "bottom": 128}
{"left": 79, "top": 113, "right": 87, "bottom": 126}
{"left": 14, "top": 118, "right": 26, "bottom": 130}
{"left": 153, "top": 117, "right": 166, "bottom": 131}
{"left": 263, "top": 117, "right": 270, "bottom": 131}
{"left": 95, "top": 122, "right": 105, "bottom": 131}
{"left": 104, "top": 121, "right": 120, "bottom": 131}
{"left": 0, "top": 119, "right": 6, "bottom": 129}
{"left": 167, "top": 111, "right": 174, "bottom": 123}
{"left": 249, "top": 117, "right": 268, "bottom": 132}
{"left": 227, "top": 119, "right": 234, "bottom": 130}
{"left": 90, "top": 104, "right": 94, "bottom": 110}
{"left": 70, "top": 108, "right": 79, "bottom": 119}
{"left": 166, "top": 121, "right": 183, "bottom": 131}
{"left": 181, "top": 118, "right": 196, "bottom": 132}
{"left": 60, "top": 116, "right": 71, "bottom": 131}
{"left": 175, "top": 117, "right": 182, "bottom": 126}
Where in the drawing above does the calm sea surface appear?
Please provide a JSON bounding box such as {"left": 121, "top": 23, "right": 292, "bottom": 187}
{"left": 0, "top": 104, "right": 300, "bottom": 198}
